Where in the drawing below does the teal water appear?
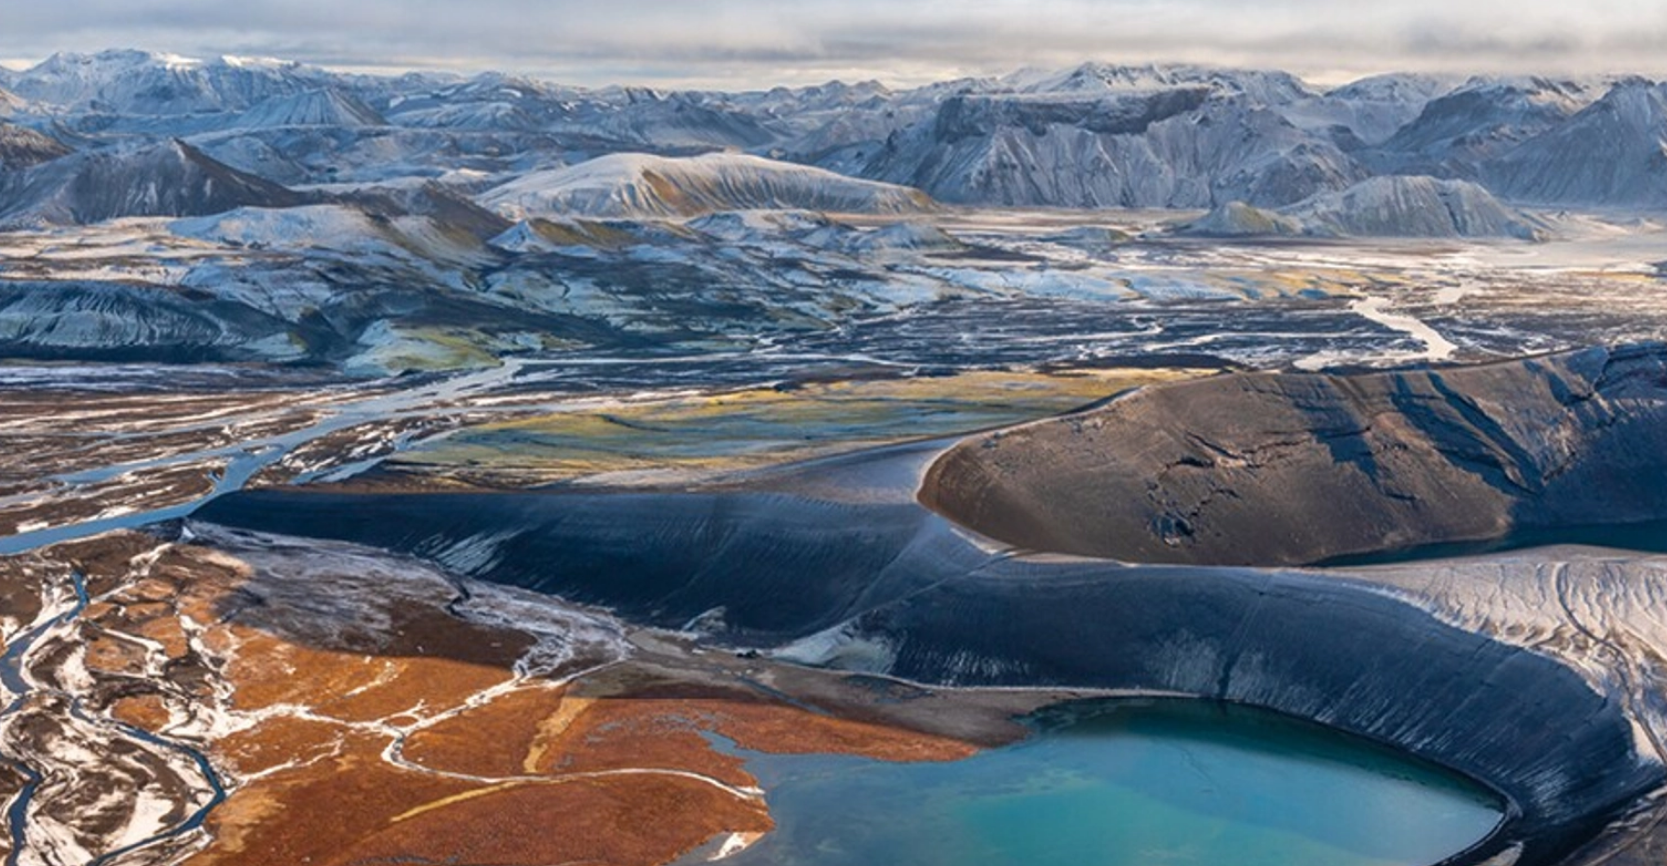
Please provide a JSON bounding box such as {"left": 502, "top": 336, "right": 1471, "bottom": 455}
{"left": 723, "top": 699, "right": 1503, "bottom": 866}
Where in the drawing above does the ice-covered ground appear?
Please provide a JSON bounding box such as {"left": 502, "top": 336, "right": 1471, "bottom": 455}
{"left": 1, "top": 206, "right": 1663, "bottom": 378}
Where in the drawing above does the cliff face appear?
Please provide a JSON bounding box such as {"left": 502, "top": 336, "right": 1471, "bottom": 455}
{"left": 921, "top": 345, "right": 1667, "bottom": 566}
{"left": 799, "top": 558, "right": 1660, "bottom": 866}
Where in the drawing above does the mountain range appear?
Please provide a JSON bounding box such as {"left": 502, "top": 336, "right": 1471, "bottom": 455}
{"left": 0, "top": 49, "right": 1659, "bottom": 223}
{"left": 0, "top": 49, "right": 1662, "bottom": 375}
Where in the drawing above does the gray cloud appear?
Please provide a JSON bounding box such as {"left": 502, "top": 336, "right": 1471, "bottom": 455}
{"left": 2, "top": 0, "right": 1664, "bottom": 87}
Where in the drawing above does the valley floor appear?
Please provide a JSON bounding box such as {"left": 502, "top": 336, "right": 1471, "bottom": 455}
{"left": 3, "top": 221, "right": 1667, "bottom": 866}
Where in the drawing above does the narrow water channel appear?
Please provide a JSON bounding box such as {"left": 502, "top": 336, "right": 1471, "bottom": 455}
{"left": 0, "top": 360, "right": 530, "bottom": 556}
{"left": 0, "top": 572, "right": 225, "bottom": 866}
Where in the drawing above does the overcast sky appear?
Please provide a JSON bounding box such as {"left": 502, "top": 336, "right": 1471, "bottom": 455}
{"left": 3, "top": 0, "right": 1664, "bottom": 88}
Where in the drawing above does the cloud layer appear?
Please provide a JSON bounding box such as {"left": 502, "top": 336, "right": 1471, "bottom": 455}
{"left": 3, "top": 0, "right": 1664, "bottom": 87}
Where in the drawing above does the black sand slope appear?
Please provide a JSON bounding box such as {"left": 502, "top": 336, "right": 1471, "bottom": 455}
{"left": 195, "top": 347, "right": 1667, "bottom": 866}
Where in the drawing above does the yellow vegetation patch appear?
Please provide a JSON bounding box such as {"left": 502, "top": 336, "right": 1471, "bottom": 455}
{"left": 524, "top": 695, "right": 596, "bottom": 773}
{"left": 391, "top": 367, "right": 1211, "bottom": 484}
{"left": 389, "top": 781, "right": 526, "bottom": 824}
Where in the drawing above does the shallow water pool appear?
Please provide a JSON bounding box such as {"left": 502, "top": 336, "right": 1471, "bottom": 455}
{"left": 723, "top": 698, "right": 1503, "bottom": 866}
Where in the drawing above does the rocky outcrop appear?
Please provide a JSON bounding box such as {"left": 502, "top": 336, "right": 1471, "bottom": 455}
{"left": 1184, "top": 175, "right": 1546, "bottom": 239}
{"left": 0, "top": 122, "right": 70, "bottom": 171}
{"left": 921, "top": 344, "right": 1667, "bottom": 566}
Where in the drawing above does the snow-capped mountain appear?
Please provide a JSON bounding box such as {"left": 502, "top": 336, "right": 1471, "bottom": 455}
{"left": 787, "top": 64, "right": 1374, "bottom": 210}
{"left": 1485, "top": 80, "right": 1667, "bottom": 207}
{"left": 1366, "top": 76, "right": 1611, "bottom": 179}
{"left": 848, "top": 87, "right": 1365, "bottom": 208}
{"left": 0, "top": 139, "right": 306, "bottom": 226}
{"left": 237, "top": 89, "right": 387, "bottom": 129}
{"left": 0, "top": 122, "right": 70, "bottom": 170}
{"left": 1284, "top": 175, "right": 1545, "bottom": 239}
{"left": 478, "top": 152, "right": 936, "bottom": 219}
{"left": 1, "top": 50, "right": 1659, "bottom": 215}
{"left": 1185, "top": 175, "right": 1546, "bottom": 240}
{"left": 1280, "top": 74, "right": 1459, "bottom": 147}
{"left": 558, "top": 89, "right": 781, "bottom": 150}
{"left": 5, "top": 50, "right": 330, "bottom": 115}
{"left": 1008, "top": 62, "right": 1315, "bottom": 106}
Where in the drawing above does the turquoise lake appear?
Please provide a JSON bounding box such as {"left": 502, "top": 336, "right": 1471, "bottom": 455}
{"left": 723, "top": 699, "right": 1504, "bottom": 866}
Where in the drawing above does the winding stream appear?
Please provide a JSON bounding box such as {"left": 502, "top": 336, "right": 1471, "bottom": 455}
{"left": 81, "top": 713, "right": 226, "bottom": 866}
{"left": 0, "top": 570, "right": 225, "bottom": 866}
{"left": 0, "top": 360, "right": 532, "bottom": 557}
{"left": 2, "top": 572, "right": 87, "bottom": 866}
{"left": 0, "top": 579, "right": 74, "bottom": 866}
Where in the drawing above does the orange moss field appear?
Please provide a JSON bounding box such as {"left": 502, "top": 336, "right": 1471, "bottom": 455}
{"left": 11, "top": 530, "right": 995, "bottom": 866}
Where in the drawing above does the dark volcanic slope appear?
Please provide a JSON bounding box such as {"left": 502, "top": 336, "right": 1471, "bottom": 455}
{"left": 0, "top": 138, "right": 305, "bottom": 226}
{"left": 922, "top": 344, "right": 1667, "bottom": 566}
{"left": 203, "top": 490, "right": 980, "bottom": 641}
{"left": 197, "top": 444, "right": 1662, "bottom": 866}
{"left": 0, "top": 121, "right": 70, "bottom": 170}
{"left": 192, "top": 349, "right": 1667, "bottom": 866}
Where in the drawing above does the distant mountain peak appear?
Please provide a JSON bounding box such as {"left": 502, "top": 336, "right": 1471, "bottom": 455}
{"left": 479, "top": 151, "right": 936, "bottom": 219}
{"left": 0, "top": 137, "right": 306, "bottom": 227}
{"left": 8, "top": 48, "right": 328, "bottom": 115}
{"left": 1184, "top": 175, "right": 1546, "bottom": 240}
{"left": 1485, "top": 79, "right": 1667, "bottom": 206}
{"left": 238, "top": 88, "right": 387, "bottom": 128}
{"left": 0, "top": 121, "right": 71, "bottom": 170}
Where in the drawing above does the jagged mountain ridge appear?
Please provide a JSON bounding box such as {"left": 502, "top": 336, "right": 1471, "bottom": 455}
{"left": 1363, "top": 76, "right": 1615, "bottom": 179}
{"left": 0, "top": 51, "right": 1662, "bottom": 219}
{"left": 1484, "top": 80, "right": 1667, "bottom": 207}
{"left": 847, "top": 89, "right": 1367, "bottom": 208}
{"left": 0, "top": 138, "right": 307, "bottom": 226}
{"left": 0, "top": 122, "right": 71, "bottom": 171}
